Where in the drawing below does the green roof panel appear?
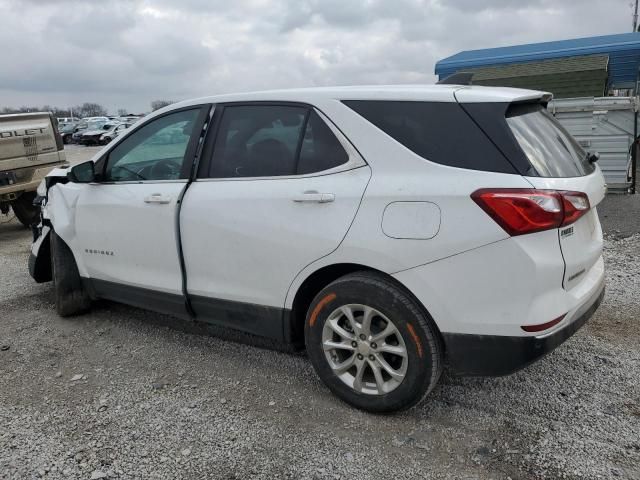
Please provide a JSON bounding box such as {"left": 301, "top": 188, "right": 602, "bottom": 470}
{"left": 462, "top": 54, "right": 609, "bottom": 98}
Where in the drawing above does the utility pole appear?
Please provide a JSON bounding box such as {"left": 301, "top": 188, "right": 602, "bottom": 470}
{"left": 634, "top": 0, "right": 639, "bottom": 32}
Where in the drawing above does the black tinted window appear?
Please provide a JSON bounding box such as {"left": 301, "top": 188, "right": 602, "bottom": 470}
{"left": 343, "top": 100, "right": 516, "bottom": 174}
{"left": 206, "top": 106, "right": 351, "bottom": 178}
{"left": 209, "top": 105, "right": 306, "bottom": 178}
{"left": 506, "top": 104, "right": 595, "bottom": 177}
{"left": 298, "top": 111, "right": 349, "bottom": 174}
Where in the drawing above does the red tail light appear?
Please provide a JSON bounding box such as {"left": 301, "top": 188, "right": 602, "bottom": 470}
{"left": 560, "top": 192, "right": 590, "bottom": 226}
{"left": 471, "top": 189, "right": 590, "bottom": 236}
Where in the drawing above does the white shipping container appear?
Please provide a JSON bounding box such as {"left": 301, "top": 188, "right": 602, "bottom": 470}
{"left": 548, "top": 96, "right": 637, "bottom": 192}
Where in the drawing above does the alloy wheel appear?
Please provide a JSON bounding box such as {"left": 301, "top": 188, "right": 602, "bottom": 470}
{"left": 321, "top": 304, "right": 408, "bottom": 395}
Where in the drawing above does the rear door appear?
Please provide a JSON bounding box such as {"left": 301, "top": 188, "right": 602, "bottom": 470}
{"left": 504, "top": 104, "right": 607, "bottom": 290}
{"left": 180, "top": 103, "right": 370, "bottom": 338}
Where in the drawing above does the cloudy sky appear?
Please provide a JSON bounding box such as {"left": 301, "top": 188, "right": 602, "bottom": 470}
{"left": 0, "top": 0, "right": 633, "bottom": 113}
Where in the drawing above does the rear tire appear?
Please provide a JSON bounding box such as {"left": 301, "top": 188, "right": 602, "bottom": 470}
{"left": 11, "top": 192, "right": 39, "bottom": 228}
{"left": 304, "top": 272, "right": 443, "bottom": 413}
{"left": 51, "top": 231, "right": 91, "bottom": 317}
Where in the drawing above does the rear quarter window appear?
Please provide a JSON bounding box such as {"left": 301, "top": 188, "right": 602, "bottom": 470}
{"left": 342, "top": 100, "right": 517, "bottom": 174}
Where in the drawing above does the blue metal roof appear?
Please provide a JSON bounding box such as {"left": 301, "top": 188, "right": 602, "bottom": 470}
{"left": 435, "top": 32, "right": 640, "bottom": 88}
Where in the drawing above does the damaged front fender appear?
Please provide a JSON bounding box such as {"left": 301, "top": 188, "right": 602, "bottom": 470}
{"left": 29, "top": 224, "right": 52, "bottom": 283}
{"left": 29, "top": 165, "right": 78, "bottom": 284}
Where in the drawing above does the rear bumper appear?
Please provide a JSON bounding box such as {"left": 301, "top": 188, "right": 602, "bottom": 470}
{"left": 0, "top": 162, "right": 66, "bottom": 198}
{"left": 443, "top": 283, "right": 605, "bottom": 376}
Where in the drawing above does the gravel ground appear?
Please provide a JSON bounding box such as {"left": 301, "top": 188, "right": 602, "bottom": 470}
{"left": 599, "top": 194, "right": 640, "bottom": 239}
{"left": 0, "top": 155, "right": 638, "bottom": 478}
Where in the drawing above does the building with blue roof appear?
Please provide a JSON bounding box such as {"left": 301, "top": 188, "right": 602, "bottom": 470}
{"left": 435, "top": 33, "right": 640, "bottom": 97}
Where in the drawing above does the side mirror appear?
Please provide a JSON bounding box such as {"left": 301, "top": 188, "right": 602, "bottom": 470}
{"left": 68, "top": 161, "right": 96, "bottom": 183}
{"left": 588, "top": 151, "right": 600, "bottom": 163}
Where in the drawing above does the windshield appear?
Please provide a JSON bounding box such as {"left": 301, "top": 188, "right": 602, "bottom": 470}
{"left": 506, "top": 104, "right": 595, "bottom": 177}
{"left": 87, "top": 121, "right": 107, "bottom": 130}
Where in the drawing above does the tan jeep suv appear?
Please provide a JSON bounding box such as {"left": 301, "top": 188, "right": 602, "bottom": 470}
{"left": 0, "top": 112, "right": 66, "bottom": 227}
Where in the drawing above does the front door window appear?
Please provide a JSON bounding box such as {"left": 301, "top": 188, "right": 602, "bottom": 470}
{"left": 104, "top": 109, "right": 201, "bottom": 182}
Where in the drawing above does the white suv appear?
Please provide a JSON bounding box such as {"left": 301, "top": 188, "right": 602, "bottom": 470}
{"left": 29, "top": 86, "right": 606, "bottom": 412}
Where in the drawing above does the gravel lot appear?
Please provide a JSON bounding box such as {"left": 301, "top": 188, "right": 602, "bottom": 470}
{"left": 1, "top": 147, "right": 639, "bottom": 479}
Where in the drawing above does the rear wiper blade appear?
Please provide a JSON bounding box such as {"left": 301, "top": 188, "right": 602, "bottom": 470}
{"left": 585, "top": 151, "right": 600, "bottom": 163}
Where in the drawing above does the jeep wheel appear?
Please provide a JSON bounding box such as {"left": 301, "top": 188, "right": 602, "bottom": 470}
{"left": 11, "top": 192, "right": 40, "bottom": 228}
{"left": 51, "top": 230, "right": 91, "bottom": 316}
{"left": 305, "top": 272, "right": 443, "bottom": 413}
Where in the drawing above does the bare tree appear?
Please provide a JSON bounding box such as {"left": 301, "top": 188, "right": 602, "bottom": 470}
{"left": 117, "top": 108, "right": 128, "bottom": 116}
{"left": 52, "top": 107, "right": 73, "bottom": 117}
{"left": 1, "top": 105, "right": 42, "bottom": 114}
{"left": 1, "top": 103, "right": 113, "bottom": 117}
{"left": 150, "top": 100, "right": 174, "bottom": 111}
{"left": 76, "top": 102, "right": 108, "bottom": 117}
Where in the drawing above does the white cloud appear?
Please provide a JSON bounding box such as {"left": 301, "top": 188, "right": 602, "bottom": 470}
{"left": 0, "top": 0, "right": 632, "bottom": 113}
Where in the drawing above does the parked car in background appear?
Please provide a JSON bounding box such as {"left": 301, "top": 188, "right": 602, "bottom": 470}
{"left": 56, "top": 117, "right": 79, "bottom": 126}
{"left": 79, "top": 122, "right": 121, "bottom": 146}
{"left": 100, "top": 123, "right": 131, "bottom": 145}
{"left": 29, "top": 86, "right": 606, "bottom": 412}
{"left": 0, "top": 112, "right": 66, "bottom": 227}
{"left": 59, "top": 123, "right": 77, "bottom": 144}
{"left": 71, "top": 118, "right": 109, "bottom": 143}
{"left": 118, "top": 115, "right": 143, "bottom": 124}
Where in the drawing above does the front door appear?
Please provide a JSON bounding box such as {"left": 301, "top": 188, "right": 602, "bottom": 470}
{"left": 180, "top": 104, "right": 371, "bottom": 338}
{"left": 74, "top": 106, "right": 208, "bottom": 315}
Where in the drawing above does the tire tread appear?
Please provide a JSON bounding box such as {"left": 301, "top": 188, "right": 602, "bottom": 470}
{"left": 306, "top": 270, "right": 444, "bottom": 412}
{"left": 51, "top": 231, "right": 91, "bottom": 317}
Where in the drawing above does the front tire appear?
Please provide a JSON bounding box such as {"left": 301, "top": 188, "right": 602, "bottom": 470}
{"left": 51, "top": 231, "right": 91, "bottom": 316}
{"left": 305, "top": 272, "right": 443, "bottom": 413}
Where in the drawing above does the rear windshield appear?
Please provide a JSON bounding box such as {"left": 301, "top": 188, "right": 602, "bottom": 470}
{"left": 506, "top": 104, "right": 595, "bottom": 177}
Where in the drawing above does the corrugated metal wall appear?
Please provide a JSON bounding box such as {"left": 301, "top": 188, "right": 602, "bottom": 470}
{"left": 464, "top": 54, "right": 609, "bottom": 98}
{"left": 548, "top": 97, "right": 636, "bottom": 190}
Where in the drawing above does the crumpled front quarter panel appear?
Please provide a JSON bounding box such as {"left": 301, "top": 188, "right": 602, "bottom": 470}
{"left": 47, "top": 183, "right": 87, "bottom": 276}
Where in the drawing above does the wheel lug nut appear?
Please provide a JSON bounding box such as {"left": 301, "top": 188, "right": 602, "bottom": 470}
{"left": 371, "top": 342, "right": 377, "bottom": 349}
{"left": 351, "top": 341, "right": 358, "bottom": 348}
{"left": 357, "top": 353, "right": 363, "bottom": 360}
{"left": 368, "top": 355, "right": 375, "bottom": 361}
{"left": 359, "top": 334, "right": 366, "bottom": 340}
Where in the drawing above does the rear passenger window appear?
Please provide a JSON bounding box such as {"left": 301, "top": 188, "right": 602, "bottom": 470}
{"left": 209, "top": 105, "right": 306, "bottom": 178}
{"left": 207, "top": 105, "right": 350, "bottom": 178}
{"left": 298, "top": 111, "right": 349, "bottom": 174}
{"left": 343, "top": 100, "right": 517, "bottom": 174}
